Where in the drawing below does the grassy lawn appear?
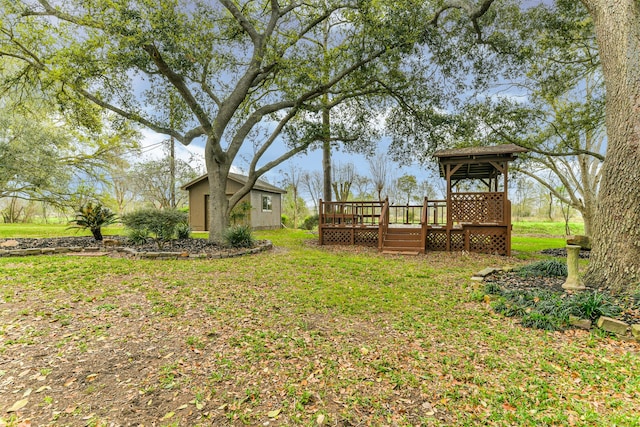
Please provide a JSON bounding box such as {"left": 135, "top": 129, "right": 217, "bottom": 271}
{"left": 0, "top": 227, "right": 638, "bottom": 426}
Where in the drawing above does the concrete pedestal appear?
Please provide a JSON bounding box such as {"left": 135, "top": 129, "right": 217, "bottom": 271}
{"left": 562, "top": 244, "right": 585, "bottom": 291}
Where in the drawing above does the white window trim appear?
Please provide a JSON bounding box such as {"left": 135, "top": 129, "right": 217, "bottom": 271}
{"left": 262, "top": 195, "right": 272, "bottom": 212}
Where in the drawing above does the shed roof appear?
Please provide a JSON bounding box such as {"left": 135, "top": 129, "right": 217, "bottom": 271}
{"left": 181, "top": 172, "right": 286, "bottom": 194}
{"left": 433, "top": 144, "right": 528, "bottom": 180}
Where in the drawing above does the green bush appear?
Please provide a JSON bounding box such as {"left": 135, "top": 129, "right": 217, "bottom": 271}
{"left": 486, "top": 283, "right": 624, "bottom": 331}
{"left": 67, "top": 202, "right": 117, "bottom": 241}
{"left": 521, "top": 312, "right": 561, "bottom": 331}
{"left": 483, "top": 282, "right": 503, "bottom": 295}
{"left": 224, "top": 225, "right": 255, "bottom": 248}
{"left": 128, "top": 228, "right": 149, "bottom": 245}
{"left": 566, "top": 290, "right": 621, "bottom": 322}
{"left": 517, "top": 260, "right": 568, "bottom": 278}
{"left": 121, "top": 208, "right": 188, "bottom": 249}
{"left": 281, "top": 214, "right": 289, "bottom": 227}
{"left": 175, "top": 222, "right": 191, "bottom": 239}
{"left": 302, "top": 214, "right": 319, "bottom": 230}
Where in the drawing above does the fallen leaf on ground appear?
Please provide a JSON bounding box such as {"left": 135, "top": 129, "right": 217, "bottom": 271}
{"left": 6, "top": 398, "right": 28, "bottom": 413}
{"left": 267, "top": 409, "right": 281, "bottom": 418}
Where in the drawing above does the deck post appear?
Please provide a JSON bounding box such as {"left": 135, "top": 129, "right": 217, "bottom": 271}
{"left": 319, "top": 199, "right": 324, "bottom": 245}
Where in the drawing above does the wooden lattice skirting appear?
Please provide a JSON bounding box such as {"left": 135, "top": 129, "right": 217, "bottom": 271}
{"left": 321, "top": 228, "right": 379, "bottom": 247}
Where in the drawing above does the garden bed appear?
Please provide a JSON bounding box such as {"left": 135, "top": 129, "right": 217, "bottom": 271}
{"left": 0, "top": 237, "right": 272, "bottom": 259}
{"left": 483, "top": 269, "right": 640, "bottom": 328}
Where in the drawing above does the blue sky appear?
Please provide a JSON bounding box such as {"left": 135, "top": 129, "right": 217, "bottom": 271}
{"left": 139, "top": 125, "right": 441, "bottom": 195}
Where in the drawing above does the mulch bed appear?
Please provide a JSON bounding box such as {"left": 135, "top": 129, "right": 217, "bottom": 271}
{"left": 485, "top": 270, "right": 570, "bottom": 294}
{"left": 540, "top": 247, "right": 591, "bottom": 259}
{"left": 484, "top": 268, "right": 640, "bottom": 326}
{"left": 1, "top": 236, "right": 268, "bottom": 258}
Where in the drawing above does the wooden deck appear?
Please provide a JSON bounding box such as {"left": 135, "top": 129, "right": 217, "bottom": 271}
{"left": 318, "top": 144, "right": 526, "bottom": 256}
{"left": 319, "top": 195, "right": 512, "bottom": 256}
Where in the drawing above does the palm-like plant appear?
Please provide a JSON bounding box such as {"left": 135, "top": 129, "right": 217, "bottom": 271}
{"left": 68, "top": 202, "right": 117, "bottom": 241}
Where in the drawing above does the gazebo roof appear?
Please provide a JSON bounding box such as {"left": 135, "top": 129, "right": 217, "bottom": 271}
{"left": 433, "top": 144, "right": 528, "bottom": 180}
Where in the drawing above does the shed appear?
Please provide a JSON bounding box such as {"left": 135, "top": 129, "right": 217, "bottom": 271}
{"left": 181, "top": 173, "right": 286, "bottom": 231}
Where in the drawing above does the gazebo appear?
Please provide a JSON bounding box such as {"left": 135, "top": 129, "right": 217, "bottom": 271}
{"left": 318, "top": 144, "right": 527, "bottom": 256}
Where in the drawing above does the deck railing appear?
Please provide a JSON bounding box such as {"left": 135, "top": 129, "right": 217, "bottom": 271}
{"left": 425, "top": 199, "right": 447, "bottom": 226}
{"left": 319, "top": 199, "right": 449, "bottom": 227}
{"left": 320, "top": 200, "right": 384, "bottom": 226}
{"left": 388, "top": 204, "right": 422, "bottom": 224}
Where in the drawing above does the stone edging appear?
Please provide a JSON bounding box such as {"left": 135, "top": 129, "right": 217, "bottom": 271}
{"left": 0, "top": 240, "right": 273, "bottom": 260}
{"left": 471, "top": 266, "right": 640, "bottom": 342}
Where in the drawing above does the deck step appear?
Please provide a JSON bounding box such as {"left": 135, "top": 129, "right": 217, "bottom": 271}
{"left": 387, "top": 227, "right": 422, "bottom": 235}
{"left": 384, "top": 233, "right": 421, "bottom": 240}
{"left": 382, "top": 240, "right": 422, "bottom": 248}
{"left": 381, "top": 227, "right": 423, "bottom": 254}
{"left": 381, "top": 249, "right": 420, "bottom": 255}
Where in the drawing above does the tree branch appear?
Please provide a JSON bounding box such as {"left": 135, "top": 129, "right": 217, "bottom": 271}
{"left": 141, "top": 43, "right": 213, "bottom": 134}
{"left": 430, "top": 0, "right": 497, "bottom": 44}
{"left": 75, "top": 87, "right": 205, "bottom": 145}
{"left": 219, "top": 0, "right": 260, "bottom": 42}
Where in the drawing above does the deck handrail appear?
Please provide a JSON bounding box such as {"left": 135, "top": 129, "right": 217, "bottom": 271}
{"left": 378, "top": 198, "right": 389, "bottom": 251}
{"left": 426, "top": 199, "right": 446, "bottom": 226}
{"left": 420, "top": 197, "right": 428, "bottom": 252}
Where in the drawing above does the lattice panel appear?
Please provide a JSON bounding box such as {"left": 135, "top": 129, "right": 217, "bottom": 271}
{"left": 426, "top": 230, "right": 447, "bottom": 251}
{"left": 355, "top": 229, "right": 379, "bottom": 246}
{"left": 322, "top": 229, "right": 352, "bottom": 245}
{"left": 468, "top": 229, "right": 507, "bottom": 255}
{"left": 451, "top": 193, "right": 504, "bottom": 224}
{"left": 450, "top": 231, "right": 465, "bottom": 251}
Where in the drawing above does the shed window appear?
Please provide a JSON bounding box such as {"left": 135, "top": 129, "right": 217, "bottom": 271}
{"left": 262, "top": 195, "right": 272, "bottom": 212}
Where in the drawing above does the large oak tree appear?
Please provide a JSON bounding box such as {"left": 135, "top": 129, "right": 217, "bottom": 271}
{"left": 579, "top": 0, "right": 640, "bottom": 293}
{"left": 0, "top": 0, "right": 438, "bottom": 242}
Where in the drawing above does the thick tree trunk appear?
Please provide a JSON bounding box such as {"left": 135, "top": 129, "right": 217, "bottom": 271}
{"left": 205, "top": 139, "right": 231, "bottom": 244}
{"left": 322, "top": 105, "right": 332, "bottom": 201}
{"left": 582, "top": 0, "right": 640, "bottom": 293}
{"left": 577, "top": 153, "right": 599, "bottom": 237}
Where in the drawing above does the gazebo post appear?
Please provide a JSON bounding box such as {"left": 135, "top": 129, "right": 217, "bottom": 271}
{"left": 445, "top": 164, "right": 452, "bottom": 251}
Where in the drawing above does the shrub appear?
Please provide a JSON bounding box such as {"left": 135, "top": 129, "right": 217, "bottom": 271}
{"left": 484, "top": 282, "right": 503, "bottom": 295}
{"left": 492, "top": 298, "right": 527, "bottom": 318}
{"left": 566, "top": 290, "right": 621, "bottom": 322}
{"left": 68, "top": 202, "right": 117, "bottom": 241}
{"left": 175, "top": 222, "right": 191, "bottom": 239}
{"left": 302, "top": 214, "right": 319, "bottom": 230}
{"left": 128, "top": 229, "right": 149, "bottom": 245}
{"left": 224, "top": 225, "right": 255, "bottom": 248}
{"left": 281, "top": 214, "right": 289, "bottom": 227}
{"left": 121, "top": 208, "right": 188, "bottom": 249}
{"left": 521, "top": 312, "right": 561, "bottom": 331}
{"left": 489, "top": 288, "right": 569, "bottom": 331}
{"left": 517, "top": 260, "right": 568, "bottom": 278}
